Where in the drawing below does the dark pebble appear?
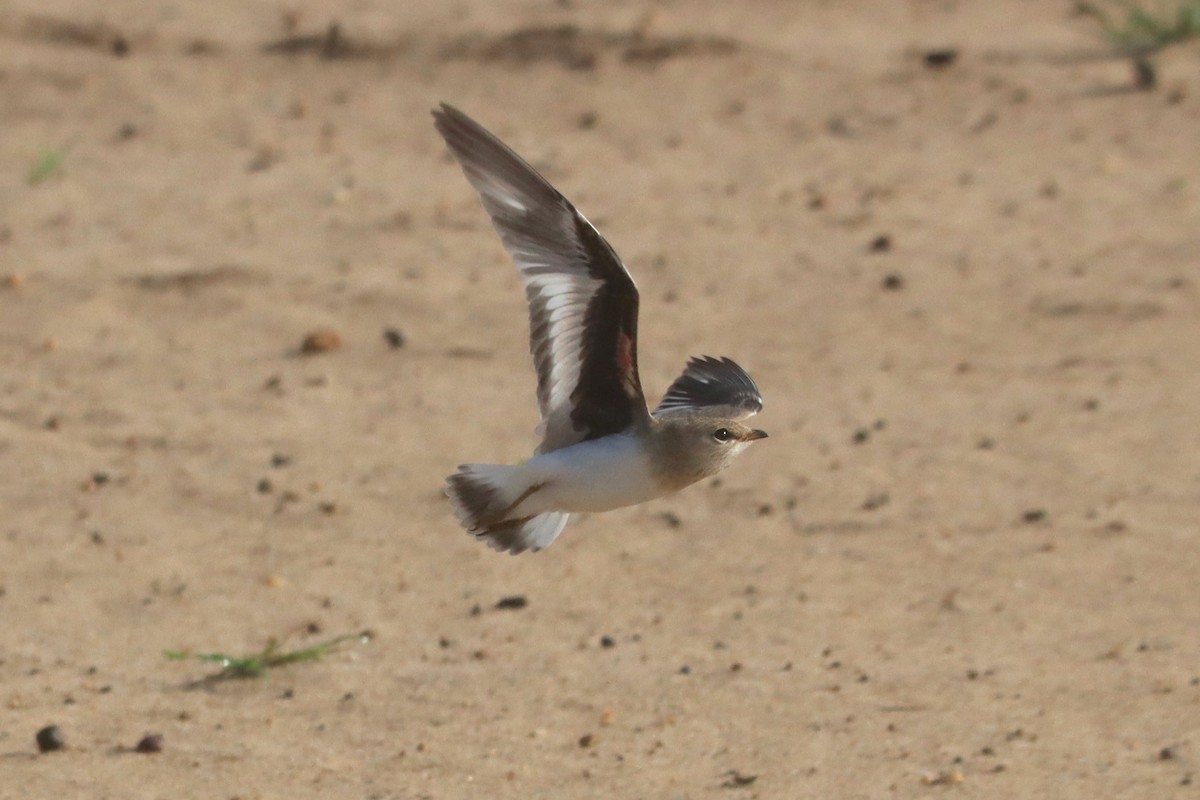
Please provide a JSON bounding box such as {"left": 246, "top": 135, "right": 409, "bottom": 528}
{"left": 659, "top": 511, "right": 682, "bottom": 529}
{"left": 578, "top": 733, "right": 594, "bottom": 748}
{"left": 1159, "top": 746, "right": 1176, "bottom": 761}
{"left": 862, "top": 492, "right": 889, "bottom": 511}
{"left": 36, "top": 725, "right": 65, "bottom": 753}
{"left": 923, "top": 48, "right": 959, "bottom": 69}
{"left": 118, "top": 122, "right": 138, "bottom": 140}
{"left": 256, "top": 478, "right": 273, "bottom": 494}
{"left": 111, "top": 36, "right": 130, "bottom": 57}
{"left": 869, "top": 234, "right": 892, "bottom": 253}
{"left": 851, "top": 428, "right": 870, "bottom": 444}
{"left": 599, "top": 635, "right": 616, "bottom": 649}
{"left": 881, "top": 273, "right": 904, "bottom": 290}
{"left": 135, "top": 733, "right": 164, "bottom": 753}
{"left": 92, "top": 472, "right": 111, "bottom": 486}
{"left": 1021, "top": 508, "right": 1047, "bottom": 524}
{"left": 721, "top": 770, "right": 758, "bottom": 788}
{"left": 495, "top": 595, "right": 528, "bottom": 611}
{"left": 383, "top": 328, "right": 406, "bottom": 349}
{"left": 270, "top": 453, "right": 291, "bottom": 468}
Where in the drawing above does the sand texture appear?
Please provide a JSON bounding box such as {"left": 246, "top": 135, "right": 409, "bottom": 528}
{"left": 2, "top": 1, "right": 1198, "bottom": 797}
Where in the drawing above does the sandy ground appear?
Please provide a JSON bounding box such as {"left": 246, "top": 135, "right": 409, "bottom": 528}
{"left": 1, "top": 1, "right": 1198, "bottom": 797}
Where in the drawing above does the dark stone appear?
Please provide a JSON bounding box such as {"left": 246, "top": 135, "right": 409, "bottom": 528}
{"left": 36, "top": 725, "right": 65, "bottom": 753}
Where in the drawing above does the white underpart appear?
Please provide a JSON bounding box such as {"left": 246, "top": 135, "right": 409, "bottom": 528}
{"left": 510, "top": 433, "right": 660, "bottom": 516}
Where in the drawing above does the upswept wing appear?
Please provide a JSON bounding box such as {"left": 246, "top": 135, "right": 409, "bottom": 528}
{"left": 654, "top": 356, "right": 763, "bottom": 419}
{"left": 433, "top": 104, "right": 647, "bottom": 450}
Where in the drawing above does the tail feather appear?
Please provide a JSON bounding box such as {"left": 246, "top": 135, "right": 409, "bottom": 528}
{"left": 445, "top": 464, "right": 569, "bottom": 554}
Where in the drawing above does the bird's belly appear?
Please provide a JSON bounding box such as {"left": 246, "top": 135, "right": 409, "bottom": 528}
{"left": 527, "top": 435, "right": 660, "bottom": 513}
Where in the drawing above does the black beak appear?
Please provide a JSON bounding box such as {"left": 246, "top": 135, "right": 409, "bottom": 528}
{"left": 743, "top": 429, "right": 769, "bottom": 441}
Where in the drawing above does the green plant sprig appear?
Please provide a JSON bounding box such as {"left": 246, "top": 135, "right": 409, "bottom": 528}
{"left": 1078, "top": 1, "right": 1200, "bottom": 54}
{"left": 164, "top": 631, "right": 371, "bottom": 680}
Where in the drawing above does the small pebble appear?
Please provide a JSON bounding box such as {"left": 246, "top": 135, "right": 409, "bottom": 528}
{"left": 383, "top": 328, "right": 406, "bottom": 349}
{"left": 599, "top": 635, "right": 616, "bottom": 649}
{"left": 301, "top": 328, "right": 342, "bottom": 355}
{"left": 135, "top": 733, "right": 164, "bottom": 753}
{"left": 495, "top": 595, "right": 528, "bottom": 611}
{"left": 923, "top": 48, "right": 959, "bottom": 69}
{"left": 869, "top": 234, "right": 892, "bottom": 253}
{"left": 722, "top": 770, "right": 758, "bottom": 788}
{"left": 659, "top": 511, "right": 682, "bottom": 529}
{"left": 881, "top": 272, "right": 904, "bottom": 290}
{"left": 36, "top": 725, "right": 65, "bottom": 753}
{"left": 1021, "top": 508, "right": 1047, "bottom": 524}
{"left": 862, "top": 492, "right": 889, "bottom": 511}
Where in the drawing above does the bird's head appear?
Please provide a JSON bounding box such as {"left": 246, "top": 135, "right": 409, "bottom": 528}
{"left": 648, "top": 412, "right": 768, "bottom": 491}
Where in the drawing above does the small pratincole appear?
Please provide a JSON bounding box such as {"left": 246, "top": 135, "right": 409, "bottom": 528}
{"left": 435, "top": 104, "right": 767, "bottom": 554}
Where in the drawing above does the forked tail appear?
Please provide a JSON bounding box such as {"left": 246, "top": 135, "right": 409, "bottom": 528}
{"left": 444, "top": 464, "right": 569, "bottom": 554}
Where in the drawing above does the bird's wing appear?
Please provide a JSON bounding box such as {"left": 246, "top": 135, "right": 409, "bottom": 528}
{"left": 653, "top": 356, "right": 763, "bottom": 419}
{"left": 434, "top": 104, "right": 648, "bottom": 450}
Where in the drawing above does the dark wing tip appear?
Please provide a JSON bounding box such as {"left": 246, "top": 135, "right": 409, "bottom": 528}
{"left": 431, "top": 102, "right": 469, "bottom": 134}
{"left": 432, "top": 102, "right": 564, "bottom": 223}
{"left": 654, "top": 355, "right": 763, "bottom": 417}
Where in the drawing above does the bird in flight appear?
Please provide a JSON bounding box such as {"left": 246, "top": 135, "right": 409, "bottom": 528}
{"left": 435, "top": 104, "right": 767, "bottom": 554}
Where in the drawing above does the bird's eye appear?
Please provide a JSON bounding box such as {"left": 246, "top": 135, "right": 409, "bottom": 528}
{"left": 713, "top": 428, "right": 732, "bottom": 443}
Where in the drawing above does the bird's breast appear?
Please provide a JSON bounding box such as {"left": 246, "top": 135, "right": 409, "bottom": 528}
{"left": 527, "top": 434, "right": 661, "bottom": 513}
